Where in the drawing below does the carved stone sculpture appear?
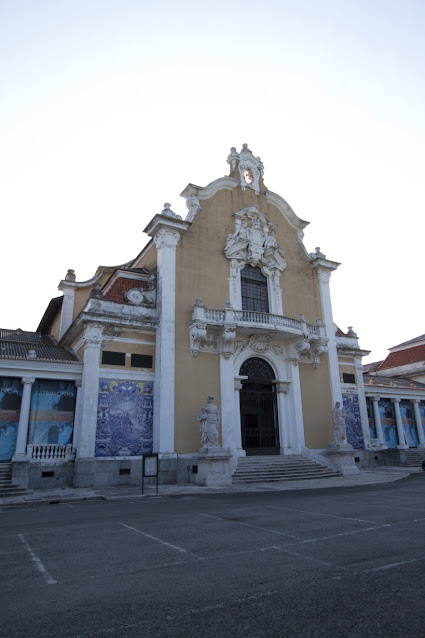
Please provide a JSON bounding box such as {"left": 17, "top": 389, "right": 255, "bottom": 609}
{"left": 198, "top": 396, "right": 220, "bottom": 448}
{"left": 185, "top": 196, "right": 201, "bottom": 222}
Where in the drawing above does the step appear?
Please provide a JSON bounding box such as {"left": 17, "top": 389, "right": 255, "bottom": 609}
{"left": 0, "top": 487, "right": 33, "bottom": 497}
{"left": 233, "top": 454, "right": 340, "bottom": 483}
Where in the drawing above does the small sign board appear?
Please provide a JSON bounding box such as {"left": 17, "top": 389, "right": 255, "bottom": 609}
{"left": 142, "top": 453, "right": 159, "bottom": 494}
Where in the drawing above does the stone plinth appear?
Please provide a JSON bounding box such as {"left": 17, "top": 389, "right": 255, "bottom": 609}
{"left": 326, "top": 443, "right": 360, "bottom": 475}
{"left": 194, "top": 447, "right": 232, "bottom": 487}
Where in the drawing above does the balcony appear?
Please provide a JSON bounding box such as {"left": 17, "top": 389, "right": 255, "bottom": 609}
{"left": 189, "top": 300, "right": 328, "bottom": 365}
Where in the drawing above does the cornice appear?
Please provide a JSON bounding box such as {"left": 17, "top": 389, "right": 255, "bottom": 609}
{"left": 180, "top": 177, "right": 239, "bottom": 200}
{"left": 58, "top": 262, "right": 132, "bottom": 290}
{"left": 265, "top": 190, "right": 309, "bottom": 231}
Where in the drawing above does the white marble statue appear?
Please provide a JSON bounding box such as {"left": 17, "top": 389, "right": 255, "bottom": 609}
{"left": 198, "top": 396, "right": 220, "bottom": 448}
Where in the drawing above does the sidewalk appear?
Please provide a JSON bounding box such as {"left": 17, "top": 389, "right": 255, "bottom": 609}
{"left": 1, "top": 467, "right": 423, "bottom": 508}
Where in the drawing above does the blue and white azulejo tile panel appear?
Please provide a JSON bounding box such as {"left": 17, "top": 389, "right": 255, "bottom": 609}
{"left": 95, "top": 379, "right": 153, "bottom": 457}
{"left": 343, "top": 392, "right": 364, "bottom": 449}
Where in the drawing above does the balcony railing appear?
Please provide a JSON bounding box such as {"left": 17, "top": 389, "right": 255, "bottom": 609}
{"left": 27, "top": 444, "right": 75, "bottom": 462}
{"left": 203, "top": 307, "right": 319, "bottom": 336}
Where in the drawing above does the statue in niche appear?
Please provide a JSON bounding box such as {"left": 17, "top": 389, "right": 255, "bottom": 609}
{"left": 198, "top": 396, "right": 220, "bottom": 448}
{"left": 330, "top": 401, "right": 346, "bottom": 447}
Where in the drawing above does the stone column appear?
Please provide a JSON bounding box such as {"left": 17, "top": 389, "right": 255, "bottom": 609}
{"left": 371, "top": 396, "right": 386, "bottom": 449}
{"left": 312, "top": 262, "right": 343, "bottom": 407}
{"left": 151, "top": 226, "right": 183, "bottom": 456}
{"left": 412, "top": 399, "right": 425, "bottom": 448}
{"left": 72, "top": 380, "right": 83, "bottom": 451}
{"left": 275, "top": 381, "right": 291, "bottom": 454}
{"left": 12, "top": 377, "right": 35, "bottom": 460}
{"left": 393, "top": 398, "right": 408, "bottom": 449}
{"left": 234, "top": 376, "right": 248, "bottom": 457}
{"left": 77, "top": 323, "right": 103, "bottom": 458}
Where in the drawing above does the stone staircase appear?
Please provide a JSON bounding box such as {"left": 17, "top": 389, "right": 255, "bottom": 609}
{"left": 400, "top": 450, "right": 425, "bottom": 468}
{"left": 232, "top": 454, "right": 340, "bottom": 483}
{"left": 0, "top": 462, "right": 32, "bottom": 498}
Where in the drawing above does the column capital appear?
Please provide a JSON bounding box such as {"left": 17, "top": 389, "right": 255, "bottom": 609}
{"left": 153, "top": 228, "right": 181, "bottom": 250}
{"left": 22, "top": 377, "right": 35, "bottom": 385}
{"left": 75, "top": 380, "right": 82, "bottom": 388}
{"left": 412, "top": 398, "right": 421, "bottom": 404}
{"left": 370, "top": 395, "right": 381, "bottom": 402}
{"left": 83, "top": 323, "right": 103, "bottom": 348}
{"left": 274, "top": 380, "right": 290, "bottom": 394}
{"left": 393, "top": 397, "right": 401, "bottom": 403}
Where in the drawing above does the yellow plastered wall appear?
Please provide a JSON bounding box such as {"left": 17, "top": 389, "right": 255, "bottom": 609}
{"left": 299, "top": 360, "right": 334, "bottom": 448}
{"left": 171, "top": 183, "right": 329, "bottom": 452}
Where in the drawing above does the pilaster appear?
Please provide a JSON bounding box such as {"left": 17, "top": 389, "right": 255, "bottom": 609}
{"left": 285, "top": 360, "right": 304, "bottom": 453}
{"left": 220, "top": 353, "right": 236, "bottom": 453}
{"left": 233, "top": 376, "right": 247, "bottom": 457}
{"left": 78, "top": 323, "right": 103, "bottom": 458}
{"left": 312, "top": 260, "right": 342, "bottom": 407}
{"left": 59, "top": 287, "right": 76, "bottom": 338}
{"left": 275, "top": 381, "right": 292, "bottom": 454}
{"left": 145, "top": 214, "right": 189, "bottom": 455}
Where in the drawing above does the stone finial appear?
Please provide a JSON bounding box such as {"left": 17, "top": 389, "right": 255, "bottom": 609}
{"left": 161, "top": 203, "right": 182, "bottom": 220}
{"left": 65, "top": 269, "right": 76, "bottom": 282}
{"left": 347, "top": 326, "right": 358, "bottom": 337}
{"left": 26, "top": 349, "right": 37, "bottom": 360}
{"left": 226, "top": 146, "right": 239, "bottom": 171}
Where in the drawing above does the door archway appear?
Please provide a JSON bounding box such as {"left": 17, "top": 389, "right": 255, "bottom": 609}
{"left": 239, "top": 357, "right": 279, "bottom": 455}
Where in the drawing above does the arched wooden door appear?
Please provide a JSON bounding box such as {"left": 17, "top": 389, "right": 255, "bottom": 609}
{"left": 239, "top": 357, "right": 279, "bottom": 455}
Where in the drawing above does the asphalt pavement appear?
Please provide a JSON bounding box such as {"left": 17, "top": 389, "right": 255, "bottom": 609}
{"left": 1, "top": 471, "right": 425, "bottom": 638}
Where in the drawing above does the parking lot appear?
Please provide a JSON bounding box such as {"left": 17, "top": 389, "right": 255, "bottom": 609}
{"left": 1, "top": 473, "right": 425, "bottom": 638}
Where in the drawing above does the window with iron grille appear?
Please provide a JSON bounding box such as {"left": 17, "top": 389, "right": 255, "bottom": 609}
{"left": 241, "top": 265, "right": 269, "bottom": 313}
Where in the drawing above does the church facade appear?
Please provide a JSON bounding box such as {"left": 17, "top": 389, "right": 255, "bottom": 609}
{"left": 3, "top": 144, "right": 421, "bottom": 489}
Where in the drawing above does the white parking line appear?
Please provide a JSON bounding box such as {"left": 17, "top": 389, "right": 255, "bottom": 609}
{"left": 363, "top": 558, "right": 423, "bottom": 573}
{"left": 266, "top": 504, "right": 377, "bottom": 523}
{"left": 272, "top": 545, "right": 337, "bottom": 568}
{"left": 18, "top": 534, "right": 57, "bottom": 585}
{"left": 200, "top": 513, "right": 300, "bottom": 539}
{"left": 118, "top": 522, "right": 197, "bottom": 556}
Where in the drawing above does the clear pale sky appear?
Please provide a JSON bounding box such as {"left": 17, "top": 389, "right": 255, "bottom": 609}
{"left": 1, "top": 0, "right": 424, "bottom": 363}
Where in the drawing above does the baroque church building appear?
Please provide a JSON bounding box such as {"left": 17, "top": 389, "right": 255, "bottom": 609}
{"left": 3, "top": 144, "right": 423, "bottom": 490}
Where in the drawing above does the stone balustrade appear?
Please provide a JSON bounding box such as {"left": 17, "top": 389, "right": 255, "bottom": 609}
{"left": 27, "top": 444, "right": 75, "bottom": 462}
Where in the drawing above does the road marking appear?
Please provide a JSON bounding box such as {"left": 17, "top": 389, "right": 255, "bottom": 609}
{"left": 118, "top": 522, "right": 196, "bottom": 556}
{"left": 363, "top": 558, "right": 423, "bottom": 573}
{"left": 266, "top": 504, "right": 377, "bottom": 524}
{"left": 18, "top": 534, "right": 57, "bottom": 585}
{"left": 272, "top": 545, "right": 337, "bottom": 568}
{"left": 200, "top": 513, "right": 300, "bottom": 539}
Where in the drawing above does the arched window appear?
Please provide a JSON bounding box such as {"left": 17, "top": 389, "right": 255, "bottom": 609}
{"left": 241, "top": 265, "right": 269, "bottom": 313}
